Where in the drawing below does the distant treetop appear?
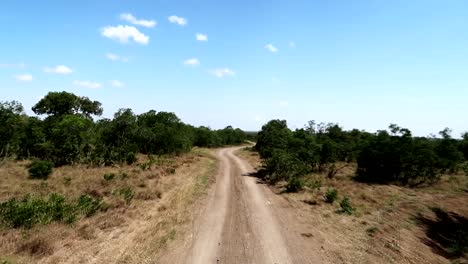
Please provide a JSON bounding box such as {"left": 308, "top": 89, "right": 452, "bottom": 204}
{"left": 32, "top": 91, "right": 103, "bottom": 118}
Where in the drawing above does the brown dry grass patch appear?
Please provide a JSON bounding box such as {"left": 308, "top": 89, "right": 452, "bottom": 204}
{"left": 0, "top": 148, "right": 217, "bottom": 264}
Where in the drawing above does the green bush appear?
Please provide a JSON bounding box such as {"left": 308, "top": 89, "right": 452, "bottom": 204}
{"left": 0, "top": 193, "right": 108, "bottom": 229}
{"left": 325, "top": 188, "right": 338, "bottom": 203}
{"left": 119, "top": 187, "right": 134, "bottom": 205}
{"left": 305, "top": 178, "right": 322, "bottom": 190}
{"left": 286, "top": 177, "right": 303, "bottom": 192}
{"left": 103, "top": 173, "right": 116, "bottom": 181}
{"left": 126, "top": 152, "right": 137, "bottom": 165}
{"left": 265, "top": 150, "right": 307, "bottom": 184}
{"left": 0, "top": 193, "right": 76, "bottom": 229}
{"left": 28, "top": 160, "right": 54, "bottom": 180}
{"left": 339, "top": 197, "right": 355, "bottom": 215}
{"left": 139, "top": 162, "right": 150, "bottom": 171}
{"left": 77, "top": 194, "right": 102, "bottom": 217}
{"left": 356, "top": 128, "right": 441, "bottom": 185}
{"left": 462, "top": 162, "right": 468, "bottom": 176}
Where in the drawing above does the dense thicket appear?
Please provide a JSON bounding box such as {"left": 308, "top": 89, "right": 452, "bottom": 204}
{"left": 0, "top": 91, "right": 247, "bottom": 166}
{"left": 256, "top": 120, "right": 467, "bottom": 187}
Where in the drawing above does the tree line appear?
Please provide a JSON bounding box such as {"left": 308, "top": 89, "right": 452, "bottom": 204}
{"left": 255, "top": 120, "right": 468, "bottom": 189}
{"left": 0, "top": 91, "right": 249, "bottom": 166}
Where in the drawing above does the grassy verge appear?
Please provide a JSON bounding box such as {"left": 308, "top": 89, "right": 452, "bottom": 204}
{"left": 116, "top": 148, "right": 218, "bottom": 263}
{"left": 0, "top": 148, "right": 218, "bottom": 263}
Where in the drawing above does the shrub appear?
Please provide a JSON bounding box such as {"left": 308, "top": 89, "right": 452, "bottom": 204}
{"left": 119, "top": 187, "right": 134, "bottom": 205}
{"left": 339, "top": 197, "right": 355, "bottom": 215}
{"left": 462, "top": 162, "right": 468, "bottom": 176}
{"left": 28, "top": 160, "right": 54, "bottom": 180}
{"left": 120, "top": 172, "right": 128, "bottom": 180}
{"left": 305, "top": 178, "right": 322, "bottom": 190}
{"left": 265, "top": 150, "right": 307, "bottom": 184}
{"left": 366, "top": 227, "right": 378, "bottom": 236}
{"left": 325, "top": 188, "right": 338, "bottom": 203}
{"left": 0, "top": 193, "right": 76, "bottom": 228}
{"left": 77, "top": 194, "right": 102, "bottom": 217}
{"left": 139, "top": 162, "right": 150, "bottom": 171}
{"left": 165, "top": 167, "right": 176, "bottom": 174}
{"left": 450, "top": 230, "right": 468, "bottom": 256}
{"left": 126, "top": 152, "right": 137, "bottom": 165}
{"left": 103, "top": 173, "right": 116, "bottom": 181}
{"left": 17, "top": 237, "right": 53, "bottom": 256}
{"left": 63, "top": 176, "right": 72, "bottom": 186}
{"left": 286, "top": 177, "right": 303, "bottom": 192}
{"left": 47, "top": 193, "right": 76, "bottom": 223}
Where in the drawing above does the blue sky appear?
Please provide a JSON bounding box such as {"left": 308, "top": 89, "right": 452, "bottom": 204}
{"left": 1, "top": 0, "right": 468, "bottom": 136}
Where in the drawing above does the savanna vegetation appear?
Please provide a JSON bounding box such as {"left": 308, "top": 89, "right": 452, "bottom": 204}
{"left": 0, "top": 91, "right": 248, "bottom": 167}
{"left": 247, "top": 119, "right": 468, "bottom": 263}
{"left": 0, "top": 91, "right": 247, "bottom": 262}
{"left": 0, "top": 91, "right": 248, "bottom": 227}
{"left": 256, "top": 119, "right": 468, "bottom": 188}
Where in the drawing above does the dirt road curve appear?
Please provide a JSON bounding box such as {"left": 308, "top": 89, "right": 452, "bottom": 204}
{"left": 186, "top": 147, "right": 323, "bottom": 264}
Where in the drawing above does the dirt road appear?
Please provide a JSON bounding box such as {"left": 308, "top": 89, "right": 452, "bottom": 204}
{"left": 184, "top": 147, "right": 324, "bottom": 264}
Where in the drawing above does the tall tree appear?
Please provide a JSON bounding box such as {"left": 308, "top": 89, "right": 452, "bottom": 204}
{"left": 0, "top": 101, "right": 25, "bottom": 157}
{"left": 32, "top": 91, "right": 103, "bottom": 118}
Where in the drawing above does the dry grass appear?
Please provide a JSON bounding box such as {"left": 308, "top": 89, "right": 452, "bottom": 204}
{"left": 0, "top": 148, "right": 218, "bottom": 264}
{"left": 237, "top": 147, "right": 468, "bottom": 264}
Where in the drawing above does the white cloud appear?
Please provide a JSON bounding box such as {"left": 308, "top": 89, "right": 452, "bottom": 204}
{"left": 43, "top": 65, "right": 73, "bottom": 74}
{"left": 0, "top": 62, "right": 26, "bottom": 69}
{"left": 106, "top": 53, "right": 119, "bottom": 61}
{"left": 14, "top": 74, "right": 33, "bottom": 82}
{"left": 101, "top": 25, "right": 149, "bottom": 45}
{"left": 289, "top": 41, "right": 296, "bottom": 48}
{"left": 105, "top": 53, "right": 128, "bottom": 62}
{"left": 265, "top": 43, "right": 278, "bottom": 53}
{"left": 184, "top": 58, "right": 200, "bottom": 67}
{"left": 110, "top": 80, "right": 124, "bottom": 87}
{"left": 279, "top": 101, "right": 289, "bottom": 107}
{"left": 212, "top": 68, "right": 235, "bottom": 78}
{"left": 73, "top": 80, "right": 102, "bottom": 89}
{"left": 120, "top": 13, "right": 156, "bottom": 28}
{"left": 196, "top": 33, "right": 208, "bottom": 41}
{"left": 168, "top": 15, "right": 187, "bottom": 26}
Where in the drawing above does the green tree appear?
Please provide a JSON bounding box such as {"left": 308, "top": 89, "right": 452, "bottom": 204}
{"left": 193, "top": 126, "right": 222, "bottom": 147}
{"left": 17, "top": 117, "right": 47, "bottom": 159}
{"left": 356, "top": 125, "right": 439, "bottom": 185}
{"left": 255, "top": 120, "right": 292, "bottom": 158}
{"left": 0, "top": 101, "right": 25, "bottom": 157}
{"left": 32, "top": 91, "right": 103, "bottom": 118}
{"left": 289, "top": 129, "right": 320, "bottom": 170}
{"left": 459, "top": 132, "right": 468, "bottom": 160}
{"left": 265, "top": 150, "right": 307, "bottom": 184}
{"left": 435, "top": 128, "right": 464, "bottom": 173}
{"left": 48, "top": 115, "right": 93, "bottom": 165}
{"left": 97, "top": 109, "right": 138, "bottom": 164}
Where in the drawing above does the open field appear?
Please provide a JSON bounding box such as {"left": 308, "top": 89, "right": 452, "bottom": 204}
{"left": 0, "top": 148, "right": 217, "bottom": 264}
{"left": 237, "top": 147, "right": 468, "bottom": 264}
